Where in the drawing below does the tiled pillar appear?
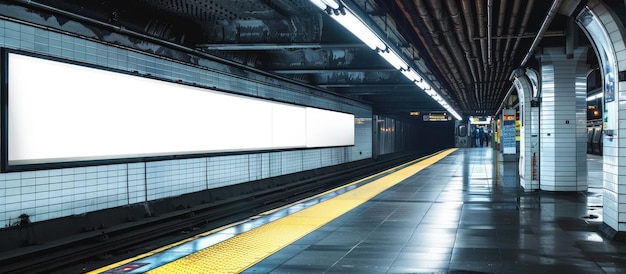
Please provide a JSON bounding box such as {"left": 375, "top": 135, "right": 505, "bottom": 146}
{"left": 512, "top": 69, "right": 533, "bottom": 191}
{"left": 528, "top": 69, "right": 541, "bottom": 191}
{"left": 537, "top": 47, "right": 588, "bottom": 192}
{"left": 577, "top": 2, "right": 626, "bottom": 236}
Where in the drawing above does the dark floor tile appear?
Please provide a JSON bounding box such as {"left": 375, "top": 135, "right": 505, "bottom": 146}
{"left": 343, "top": 250, "right": 399, "bottom": 260}
{"left": 268, "top": 265, "right": 329, "bottom": 273}
{"left": 451, "top": 248, "right": 501, "bottom": 262}
{"left": 281, "top": 250, "right": 345, "bottom": 265}
{"left": 385, "top": 266, "right": 446, "bottom": 274}
{"left": 315, "top": 232, "right": 369, "bottom": 246}
{"left": 601, "top": 266, "right": 626, "bottom": 274}
{"left": 332, "top": 257, "right": 395, "bottom": 269}
{"left": 499, "top": 262, "right": 604, "bottom": 274}
{"left": 400, "top": 246, "right": 454, "bottom": 254}
{"left": 453, "top": 237, "right": 500, "bottom": 248}
{"left": 448, "top": 261, "right": 502, "bottom": 274}
{"left": 406, "top": 235, "right": 456, "bottom": 247}
{"left": 242, "top": 265, "right": 279, "bottom": 273}
{"left": 394, "top": 251, "right": 452, "bottom": 262}
{"left": 325, "top": 264, "right": 391, "bottom": 274}
{"left": 456, "top": 228, "right": 498, "bottom": 237}
{"left": 391, "top": 258, "right": 451, "bottom": 269}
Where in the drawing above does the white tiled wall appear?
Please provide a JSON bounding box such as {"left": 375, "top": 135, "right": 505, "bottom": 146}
{"left": 146, "top": 159, "right": 206, "bottom": 200}
{"left": 581, "top": 0, "right": 626, "bottom": 232}
{"left": 0, "top": 17, "right": 373, "bottom": 226}
{"left": 538, "top": 47, "right": 588, "bottom": 192}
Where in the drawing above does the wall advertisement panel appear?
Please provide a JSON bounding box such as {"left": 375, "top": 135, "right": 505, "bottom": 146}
{"left": 502, "top": 111, "right": 517, "bottom": 155}
{"left": 1, "top": 49, "right": 355, "bottom": 171}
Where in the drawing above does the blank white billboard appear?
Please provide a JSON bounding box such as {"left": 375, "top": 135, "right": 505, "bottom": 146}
{"left": 306, "top": 107, "right": 355, "bottom": 148}
{"left": 3, "top": 51, "right": 354, "bottom": 168}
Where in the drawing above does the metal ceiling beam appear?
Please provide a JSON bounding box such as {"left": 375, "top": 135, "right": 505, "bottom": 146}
{"left": 318, "top": 83, "right": 416, "bottom": 88}
{"left": 473, "top": 30, "right": 566, "bottom": 41}
{"left": 375, "top": 106, "right": 443, "bottom": 113}
{"left": 346, "top": 91, "right": 426, "bottom": 96}
{"left": 197, "top": 43, "right": 368, "bottom": 50}
{"left": 272, "top": 67, "right": 398, "bottom": 74}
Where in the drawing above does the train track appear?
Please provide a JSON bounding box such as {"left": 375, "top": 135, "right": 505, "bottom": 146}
{"left": 0, "top": 151, "right": 428, "bottom": 273}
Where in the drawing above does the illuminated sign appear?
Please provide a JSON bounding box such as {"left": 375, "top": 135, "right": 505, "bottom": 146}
{"left": 423, "top": 113, "right": 451, "bottom": 121}
{"left": 469, "top": 116, "right": 492, "bottom": 125}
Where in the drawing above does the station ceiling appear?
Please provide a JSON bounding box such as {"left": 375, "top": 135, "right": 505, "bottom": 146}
{"left": 17, "top": 0, "right": 596, "bottom": 119}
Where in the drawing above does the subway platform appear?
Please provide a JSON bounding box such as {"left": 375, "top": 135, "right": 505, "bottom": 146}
{"left": 85, "top": 148, "right": 626, "bottom": 274}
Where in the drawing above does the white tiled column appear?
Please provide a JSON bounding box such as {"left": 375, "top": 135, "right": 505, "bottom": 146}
{"left": 527, "top": 69, "right": 541, "bottom": 191}
{"left": 577, "top": 1, "right": 626, "bottom": 235}
{"left": 511, "top": 71, "right": 536, "bottom": 191}
{"left": 537, "top": 47, "right": 588, "bottom": 192}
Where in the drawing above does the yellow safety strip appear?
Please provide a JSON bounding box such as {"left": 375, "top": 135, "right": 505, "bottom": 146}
{"left": 148, "top": 148, "right": 455, "bottom": 274}
{"left": 87, "top": 148, "right": 455, "bottom": 274}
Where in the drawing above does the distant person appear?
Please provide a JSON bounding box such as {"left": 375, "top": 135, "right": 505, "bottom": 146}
{"left": 474, "top": 127, "right": 481, "bottom": 147}
{"left": 479, "top": 127, "right": 485, "bottom": 147}
{"left": 485, "top": 129, "right": 491, "bottom": 147}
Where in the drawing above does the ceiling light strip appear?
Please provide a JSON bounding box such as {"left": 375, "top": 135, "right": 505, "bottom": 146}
{"left": 309, "top": 0, "right": 462, "bottom": 120}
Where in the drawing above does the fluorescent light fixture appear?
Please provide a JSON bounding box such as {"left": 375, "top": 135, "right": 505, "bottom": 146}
{"left": 449, "top": 110, "right": 462, "bottom": 120}
{"left": 377, "top": 49, "right": 408, "bottom": 70}
{"left": 401, "top": 68, "right": 423, "bottom": 83}
{"left": 321, "top": 0, "right": 340, "bottom": 9}
{"left": 310, "top": 0, "right": 340, "bottom": 10}
{"left": 309, "top": 0, "right": 327, "bottom": 10}
{"left": 329, "top": 12, "right": 386, "bottom": 50}
{"left": 308, "top": 0, "right": 463, "bottom": 120}
{"left": 416, "top": 80, "right": 432, "bottom": 92}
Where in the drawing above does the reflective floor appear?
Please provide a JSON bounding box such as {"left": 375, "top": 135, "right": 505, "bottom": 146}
{"left": 244, "top": 148, "right": 626, "bottom": 274}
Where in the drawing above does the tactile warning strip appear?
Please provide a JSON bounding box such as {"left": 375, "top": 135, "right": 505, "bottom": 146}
{"left": 148, "top": 148, "right": 456, "bottom": 274}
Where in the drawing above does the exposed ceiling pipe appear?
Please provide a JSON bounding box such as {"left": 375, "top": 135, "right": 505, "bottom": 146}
{"left": 477, "top": 0, "right": 490, "bottom": 110}
{"left": 487, "top": 0, "right": 493, "bottom": 66}
{"left": 487, "top": 0, "right": 508, "bottom": 111}
{"left": 459, "top": 0, "right": 479, "bottom": 66}
{"left": 445, "top": 0, "right": 471, "bottom": 56}
{"left": 495, "top": 0, "right": 508, "bottom": 64}
{"left": 445, "top": 0, "right": 479, "bottom": 103}
{"left": 503, "top": 0, "right": 522, "bottom": 64}
{"left": 484, "top": 0, "right": 524, "bottom": 112}
{"left": 476, "top": 0, "right": 488, "bottom": 74}
{"left": 412, "top": 0, "right": 468, "bottom": 105}
{"left": 487, "top": 0, "right": 521, "bottom": 111}
{"left": 429, "top": 0, "right": 473, "bottom": 88}
{"left": 520, "top": 0, "right": 563, "bottom": 66}
{"left": 493, "top": 62, "right": 507, "bottom": 108}
{"left": 459, "top": 0, "right": 483, "bottom": 109}
{"left": 496, "top": 0, "right": 558, "bottom": 116}
{"left": 509, "top": 0, "right": 535, "bottom": 60}
{"left": 393, "top": 0, "right": 465, "bottom": 109}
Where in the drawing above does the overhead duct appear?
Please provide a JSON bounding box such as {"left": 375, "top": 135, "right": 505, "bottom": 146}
{"left": 412, "top": 0, "right": 472, "bottom": 109}
{"left": 445, "top": 0, "right": 478, "bottom": 107}
{"left": 520, "top": 0, "right": 563, "bottom": 66}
